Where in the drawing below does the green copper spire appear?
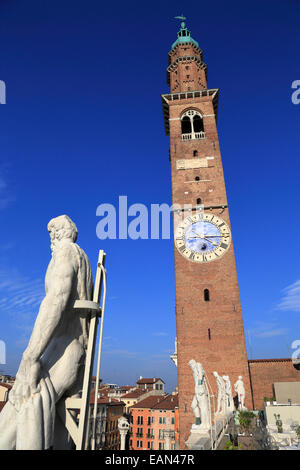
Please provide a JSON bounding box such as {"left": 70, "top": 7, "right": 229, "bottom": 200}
{"left": 172, "top": 15, "right": 199, "bottom": 49}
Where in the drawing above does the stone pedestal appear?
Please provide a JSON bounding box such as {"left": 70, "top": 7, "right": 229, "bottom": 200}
{"left": 186, "top": 416, "right": 228, "bottom": 450}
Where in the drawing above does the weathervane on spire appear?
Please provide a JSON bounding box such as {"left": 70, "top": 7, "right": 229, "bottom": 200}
{"left": 174, "top": 14, "right": 187, "bottom": 30}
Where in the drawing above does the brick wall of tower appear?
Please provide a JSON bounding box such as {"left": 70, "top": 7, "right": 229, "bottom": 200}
{"left": 168, "top": 44, "right": 207, "bottom": 93}
{"left": 248, "top": 359, "right": 300, "bottom": 410}
{"left": 168, "top": 95, "right": 252, "bottom": 448}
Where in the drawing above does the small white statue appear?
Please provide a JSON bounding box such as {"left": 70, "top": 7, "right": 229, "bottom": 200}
{"left": 0, "top": 215, "right": 93, "bottom": 450}
{"left": 213, "top": 371, "right": 226, "bottom": 415}
{"left": 170, "top": 337, "right": 178, "bottom": 367}
{"left": 118, "top": 416, "right": 129, "bottom": 451}
{"left": 189, "top": 360, "right": 210, "bottom": 431}
{"left": 222, "top": 375, "right": 234, "bottom": 415}
{"left": 118, "top": 416, "right": 130, "bottom": 431}
{"left": 234, "top": 376, "right": 246, "bottom": 410}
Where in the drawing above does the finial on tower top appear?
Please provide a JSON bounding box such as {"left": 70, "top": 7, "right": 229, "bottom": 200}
{"left": 171, "top": 15, "right": 199, "bottom": 50}
{"left": 174, "top": 14, "right": 187, "bottom": 30}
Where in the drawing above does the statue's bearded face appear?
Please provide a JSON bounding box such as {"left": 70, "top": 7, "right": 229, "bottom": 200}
{"left": 47, "top": 215, "right": 78, "bottom": 253}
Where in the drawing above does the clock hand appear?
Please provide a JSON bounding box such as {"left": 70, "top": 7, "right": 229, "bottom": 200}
{"left": 187, "top": 232, "right": 218, "bottom": 246}
{"left": 188, "top": 234, "right": 229, "bottom": 239}
{"left": 204, "top": 234, "right": 230, "bottom": 237}
{"left": 202, "top": 237, "right": 217, "bottom": 246}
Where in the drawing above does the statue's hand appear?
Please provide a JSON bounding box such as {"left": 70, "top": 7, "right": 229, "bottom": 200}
{"left": 10, "top": 356, "right": 41, "bottom": 410}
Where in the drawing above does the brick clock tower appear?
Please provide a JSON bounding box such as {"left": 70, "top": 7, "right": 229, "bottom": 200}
{"left": 161, "top": 18, "right": 252, "bottom": 447}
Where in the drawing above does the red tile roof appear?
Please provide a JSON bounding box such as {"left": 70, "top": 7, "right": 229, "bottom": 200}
{"left": 248, "top": 358, "right": 293, "bottom": 363}
{"left": 90, "top": 395, "right": 125, "bottom": 406}
{"left": 136, "top": 377, "right": 165, "bottom": 385}
{"left": 0, "top": 382, "right": 12, "bottom": 389}
{"left": 121, "top": 389, "right": 146, "bottom": 399}
{"left": 131, "top": 394, "right": 178, "bottom": 410}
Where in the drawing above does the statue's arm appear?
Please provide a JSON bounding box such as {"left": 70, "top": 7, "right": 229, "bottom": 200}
{"left": 23, "top": 245, "right": 76, "bottom": 363}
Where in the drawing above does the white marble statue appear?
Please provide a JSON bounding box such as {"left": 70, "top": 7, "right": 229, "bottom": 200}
{"left": 213, "top": 371, "right": 226, "bottom": 416}
{"left": 234, "top": 375, "right": 246, "bottom": 410}
{"left": 189, "top": 360, "right": 210, "bottom": 431}
{"left": 118, "top": 416, "right": 129, "bottom": 451}
{"left": 0, "top": 215, "right": 93, "bottom": 450}
{"left": 170, "top": 337, "right": 178, "bottom": 367}
{"left": 222, "top": 375, "right": 234, "bottom": 415}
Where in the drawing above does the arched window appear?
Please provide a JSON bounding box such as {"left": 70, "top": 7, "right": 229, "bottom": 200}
{"left": 204, "top": 289, "right": 210, "bottom": 301}
{"left": 181, "top": 110, "right": 205, "bottom": 141}
{"left": 193, "top": 150, "right": 198, "bottom": 157}
{"left": 181, "top": 116, "right": 192, "bottom": 134}
{"left": 196, "top": 198, "right": 202, "bottom": 205}
{"left": 193, "top": 114, "right": 204, "bottom": 133}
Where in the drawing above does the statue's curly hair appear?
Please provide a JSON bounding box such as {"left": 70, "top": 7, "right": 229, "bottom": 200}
{"left": 47, "top": 215, "right": 78, "bottom": 242}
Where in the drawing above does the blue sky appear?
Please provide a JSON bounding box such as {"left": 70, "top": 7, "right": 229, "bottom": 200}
{"left": 0, "top": 0, "right": 300, "bottom": 393}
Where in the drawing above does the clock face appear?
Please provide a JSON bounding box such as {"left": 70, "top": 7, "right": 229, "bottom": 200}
{"left": 174, "top": 213, "right": 231, "bottom": 263}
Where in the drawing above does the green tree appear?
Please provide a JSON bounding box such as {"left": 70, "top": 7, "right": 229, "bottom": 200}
{"left": 238, "top": 411, "right": 255, "bottom": 434}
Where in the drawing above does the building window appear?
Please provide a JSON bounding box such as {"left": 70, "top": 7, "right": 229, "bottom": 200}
{"left": 193, "top": 114, "right": 204, "bottom": 133}
{"left": 137, "top": 416, "right": 143, "bottom": 425}
{"left": 195, "top": 176, "right": 200, "bottom": 181}
{"left": 181, "top": 110, "right": 205, "bottom": 141}
{"left": 204, "top": 289, "right": 210, "bottom": 301}
{"left": 181, "top": 115, "right": 192, "bottom": 134}
{"left": 193, "top": 150, "right": 198, "bottom": 157}
{"left": 196, "top": 198, "right": 201, "bottom": 205}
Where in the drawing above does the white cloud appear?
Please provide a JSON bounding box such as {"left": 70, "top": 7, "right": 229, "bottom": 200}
{"left": 0, "top": 268, "right": 45, "bottom": 347}
{"left": 277, "top": 280, "right": 300, "bottom": 312}
{"left": 255, "top": 328, "right": 288, "bottom": 338}
{"left": 248, "top": 321, "right": 288, "bottom": 339}
{"left": 0, "top": 270, "right": 44, "bottom": 314}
